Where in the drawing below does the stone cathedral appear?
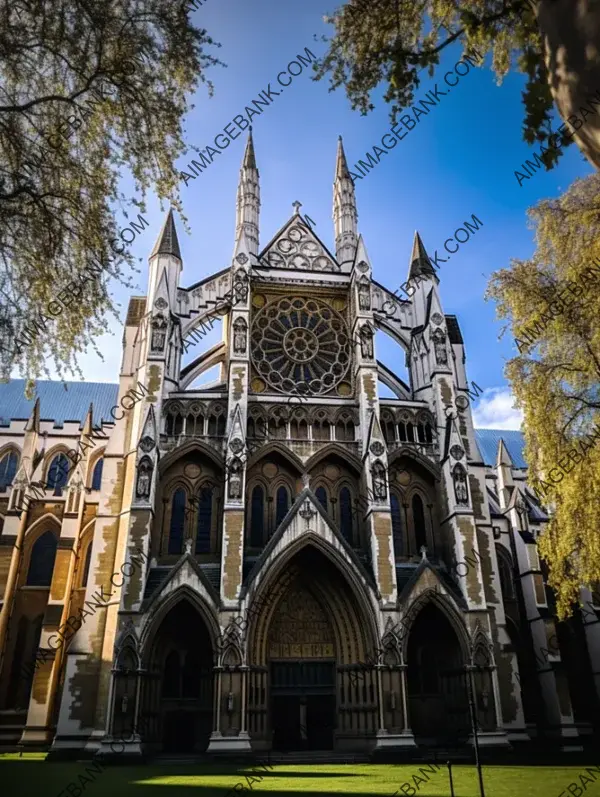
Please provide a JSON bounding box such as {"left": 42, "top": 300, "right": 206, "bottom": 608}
{"left": 0, "top": 133, "right": 598, "bottom": 760}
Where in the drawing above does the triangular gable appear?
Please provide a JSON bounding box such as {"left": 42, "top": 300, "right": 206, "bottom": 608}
{"left": 397, "top": 558, "right": 467, "bottom": 611}
{"left": 240, "top": 487, "right": 378, "bottom": 599}
{"left": 141, "top": 552, "right": 221, "bottom": 613}
{"left": 259, "top": 214, "right": 340, "bottom": 273}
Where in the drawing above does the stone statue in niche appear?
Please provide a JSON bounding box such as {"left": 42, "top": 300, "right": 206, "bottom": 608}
{"left": 228, "top": 458, "right": 242, "bottom": 500}
{"left": 136, "top": 457, "right": 152, "bottom": 500}
{"left": 360, "top": 325, "right": 374, "bottom": 359}
{"left": 453, "top": 463, "right": 469, "bottom": 505}
{"left": 358, "top": 280, "right": 371, "bottom": 311}
{"left": 233, "top": 318, "right": 247, "bottom": 354}
{"left": 372, "top": 460, "right": 387, "bottom": 500}
{"left": 151, "top": 314, "right": 167, "bottom": 352}
{"left": 432, "top": 329, "right": 448, "bottom": 366}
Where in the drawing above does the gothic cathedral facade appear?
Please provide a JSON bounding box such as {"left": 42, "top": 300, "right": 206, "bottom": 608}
{"left": 0, "top": 134, "right": 598, "bottom": 758}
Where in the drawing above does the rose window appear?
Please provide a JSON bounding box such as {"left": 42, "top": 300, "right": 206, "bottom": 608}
{"left": 251, "top": 296, "right": 350, "bottom": 395}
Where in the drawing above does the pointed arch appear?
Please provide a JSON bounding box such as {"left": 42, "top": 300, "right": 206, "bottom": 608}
{"left": 0, "top": 446, "right": 19, "bottom": 492}
{"left": 46, "top": 452, "right": 70, "bottom": 495}
{"left": 24, "top": 511, "right": 61, "bottom": 540}
{"left": 90, "top": 456, "right": 104, "bottom": 491}
{"left": 27, "top": 529, "right": 58, "bottom": 586}
{"left": 304, "top": 443, "right": 363, "bottom": 476}
{"left": 388, "top": 447, "right": 440, "bottom": 481}
{"left": 247, "top": 441, "right": 304, "bottom": 474}
{"left": 246, "top": 534, "right": 379, "bottom": 658}
{"left": 401, "top": 587, "right": 470, "bottom": 661}
{"left": 139, "top": 585, "right": 220, "bottom": 664}
{"left": 158, "top": 438, "right": 224, "bottom": 474}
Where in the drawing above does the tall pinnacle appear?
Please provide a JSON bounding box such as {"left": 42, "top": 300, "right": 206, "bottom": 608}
{"left": 335, "top": 135, "right": 351, "bottom": 180}
{"left": 333, "top": 136, "right": 357, "bottom": 267}
{"left": 235, "top": 129, "right": 260, "bottom": 254}
{"left": 150, "top": 208, "right": 182, "bottom": 261}
{"left": 243, "top": 127, "right": 257, "bottom": 170}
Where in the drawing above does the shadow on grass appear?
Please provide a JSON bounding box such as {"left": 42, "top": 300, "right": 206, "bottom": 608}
{"left": 2, "top": 758, "right": 598, "bottom": 797}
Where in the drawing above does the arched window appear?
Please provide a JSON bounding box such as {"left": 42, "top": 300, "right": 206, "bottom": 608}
{"left": 195, "top": 487, "right": 213, "bottom": 553}
{"left": 0, "top": 451, "right": 18, "bottom": 492}
{"left": 417, "top": 423, "right": 426, "bottom": 443}
{"left": 82, "top": 542, "right": 93, "bottom": 587}
{"left": 339, "top": 487, "right": 353, "bottom": 544}
{"left": 162, "top": 650, "right": 181, "bottom": 698}
{"left": 412, "top": 494, "right": 427, "bottom": 553}
{"left": 315, "top": 486, "right": 328, "bottom": 512}
{"left": 292, "top": 418, "right": 308, "bottom": 439}
{"left": 250, "top": 485, "right": 264, "bottom": 547}
{"left": 406, "top": 423, "right": 415, "bottom": 443}
{"left": 275, "top": 486, "right": 289, "bottom": 529}
{"left": 91, "top": 458, "right": 103, "bottom": 491}
{"left": 168, "top": 489, "right": 186, "bottom": 555}
{"left": 496, "top": 546, "right": 515, "bottom": 600}
{"left": 391, "top": 493, "right": 403, "bottom": 555}
{"left": 425, "top": 423, "right": 433, "bottom": 444}
{"left": 47, "top": 453, "right": 70, "bottom": 495}
{"left": 398, "top": 422, "right": 407, "bottom": 442}
{"left": 27, "top": 530, "right": 58, "bottom": 586}
{"left": 313, "top": 419, "right": 330, "bottom": 441}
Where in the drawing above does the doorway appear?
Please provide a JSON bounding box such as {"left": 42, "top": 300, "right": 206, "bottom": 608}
{"left": 270, "top": 661, "right": 336, "bottom": 751}
{"left": 406, "top": 603, "right": 470, "bottom": 743}
{"left": 140, "top": 599, "right": 214, "bottom": 753}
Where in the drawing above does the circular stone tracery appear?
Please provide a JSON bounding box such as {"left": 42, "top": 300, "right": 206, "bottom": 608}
{"left": 251, "top": 296, "right": 350, "bottom": 396}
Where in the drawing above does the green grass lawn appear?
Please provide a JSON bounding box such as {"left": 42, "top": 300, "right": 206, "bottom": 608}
{"left": 1, "top": 755, "right": 600, "bottom": 797}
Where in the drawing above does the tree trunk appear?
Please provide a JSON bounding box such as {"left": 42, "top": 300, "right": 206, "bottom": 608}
{"left": 537, "top": 0, "right": 600, "bottom": 170}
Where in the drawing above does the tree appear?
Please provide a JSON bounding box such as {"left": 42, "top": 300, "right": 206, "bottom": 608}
{"left": 486, "top": 171, "right": 600, "bottom": 619}
{"left": 313, "top": 0, "right": 595, "bottom": 171}
{"left": 0, "top": 0, "right": 222, "bottom": 385}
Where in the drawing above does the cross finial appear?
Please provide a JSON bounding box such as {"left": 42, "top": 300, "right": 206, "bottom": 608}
{"left": 420, "top": 545, "right": 428, "bottom": 561}
{"left": 292, "top": 200, "right": 302, "bottom": 214}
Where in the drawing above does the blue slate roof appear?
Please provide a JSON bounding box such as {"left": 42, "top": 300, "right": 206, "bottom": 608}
{"left": 475, "top": 429, "right": 527, "bottom": 469}
{"left": 0, "top": 379, "right": 119, "bottom": 428}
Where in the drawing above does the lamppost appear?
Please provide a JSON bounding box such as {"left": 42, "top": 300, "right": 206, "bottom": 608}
{"left": 466, "top": 636, "right": 494, "bottom": 797}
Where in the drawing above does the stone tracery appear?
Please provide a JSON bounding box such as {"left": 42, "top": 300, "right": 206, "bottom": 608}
{"left": 250, "top": 296, "right": 351, "bottom": 396}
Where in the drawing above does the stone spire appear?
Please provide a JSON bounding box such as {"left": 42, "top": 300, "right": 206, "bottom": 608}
{"left": 408, "top": 231, "right": 437, "bottom": 282}
{"left": 150, "top": 208, "right": 181, "bottom": 261}
{"left": 235, "top": 128, "right": 260, "bottom": 255}
{"left": 333, "top": 136, "right": 357, "bottom": 268}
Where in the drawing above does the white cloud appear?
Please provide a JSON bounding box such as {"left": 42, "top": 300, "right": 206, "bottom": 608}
{"left": 472, "top": 387, "right": 524, "bottom": 430}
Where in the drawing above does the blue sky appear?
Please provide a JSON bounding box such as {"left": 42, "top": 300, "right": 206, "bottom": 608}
{"left": 53, "top": 0, "right": 594, "bottom": 430}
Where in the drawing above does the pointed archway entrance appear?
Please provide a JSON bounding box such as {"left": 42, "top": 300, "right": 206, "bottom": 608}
{"left": 406, "top": 603, "right": 470, "bottom": 744}
{"left": 269, "top": 582, "right": 336, "bottom": 751}
{"left": 142, "top": 599, "right": 214, "bottom": 753}
{"left": 248, "top": 544, "right": 378, "bottom": 752}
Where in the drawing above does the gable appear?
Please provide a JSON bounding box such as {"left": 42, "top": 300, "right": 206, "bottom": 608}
{"left": 261, "top": 215, "right": 339, "bottom": 273}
